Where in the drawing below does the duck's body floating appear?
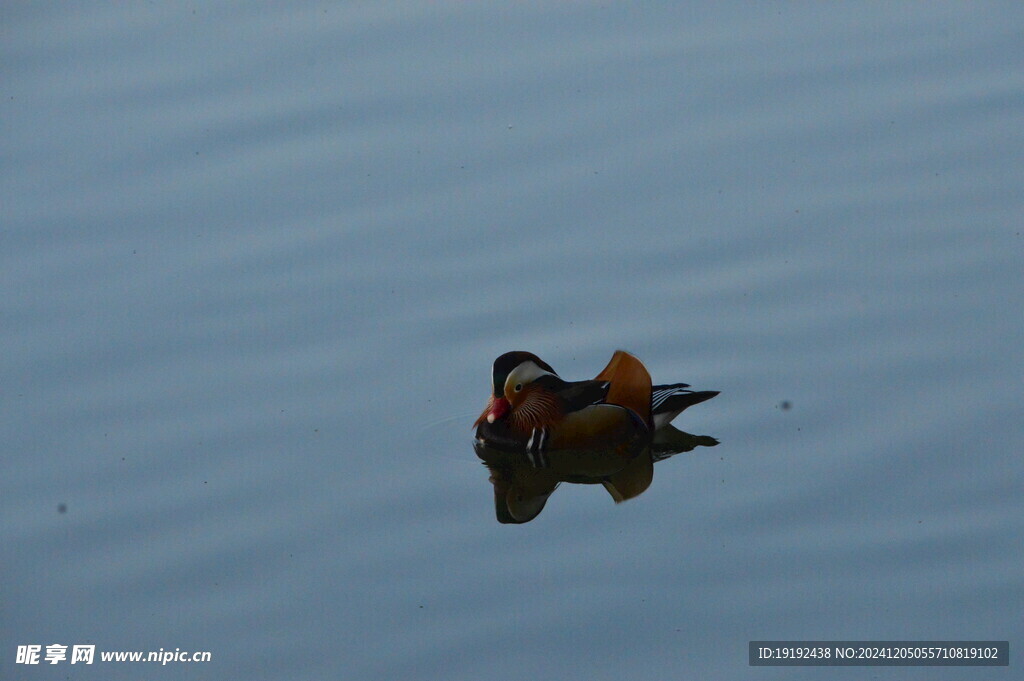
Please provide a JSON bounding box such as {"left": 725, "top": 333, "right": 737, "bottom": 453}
{"left": 474, "top": 350, "right": 718, "bottom": 456}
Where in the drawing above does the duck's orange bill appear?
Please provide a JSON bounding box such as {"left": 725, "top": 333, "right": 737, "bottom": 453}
{"left": 475, "top": 396, "right": 511, "bottom": 427}
{"left": 487, "top": 397, "right": 510, "bottom": 423}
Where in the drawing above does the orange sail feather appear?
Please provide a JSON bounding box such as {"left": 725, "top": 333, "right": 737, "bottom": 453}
{"left": 594, "top": 350, "right": 652, "bottom": 428}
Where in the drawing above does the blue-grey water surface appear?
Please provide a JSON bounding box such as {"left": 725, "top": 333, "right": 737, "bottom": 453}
{"left": 3, "top": 3, "right": 1023, "bottom": 680}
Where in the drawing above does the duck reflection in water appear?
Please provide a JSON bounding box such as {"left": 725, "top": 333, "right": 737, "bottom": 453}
{"left": 474, "top": 350, "right": 719, "bottom": 523}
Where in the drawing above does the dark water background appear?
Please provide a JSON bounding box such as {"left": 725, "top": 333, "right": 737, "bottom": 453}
{"left": 4, "top": 3, "right": 1022, "bottom": 679}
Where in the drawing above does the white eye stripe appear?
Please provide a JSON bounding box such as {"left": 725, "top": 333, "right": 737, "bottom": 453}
{"left": 504, "top": 361, "right": 555, "bottom": 394}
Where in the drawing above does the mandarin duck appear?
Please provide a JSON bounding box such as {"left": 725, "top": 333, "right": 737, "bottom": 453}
{"left": 474, "top": 350, "right": 718, "bottom": 459}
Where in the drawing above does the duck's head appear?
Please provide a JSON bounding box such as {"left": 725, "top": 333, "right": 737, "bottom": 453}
{"left": 474, "top": 351, "right": 557, "bottom": 427}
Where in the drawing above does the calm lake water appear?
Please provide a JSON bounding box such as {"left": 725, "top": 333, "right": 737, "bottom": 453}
{"left": 4, "top": 3, "right": 1022, "bottom": 679}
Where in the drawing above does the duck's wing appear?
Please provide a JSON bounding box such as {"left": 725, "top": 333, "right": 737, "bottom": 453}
{"left": 536, "top": 376, "right": 609, "bottom": 413}
{"left": 593, "top": 350, "right": 652, "bottom": 427}
{"left": 651, "top": 385, "right": 719, "bottom": 429}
